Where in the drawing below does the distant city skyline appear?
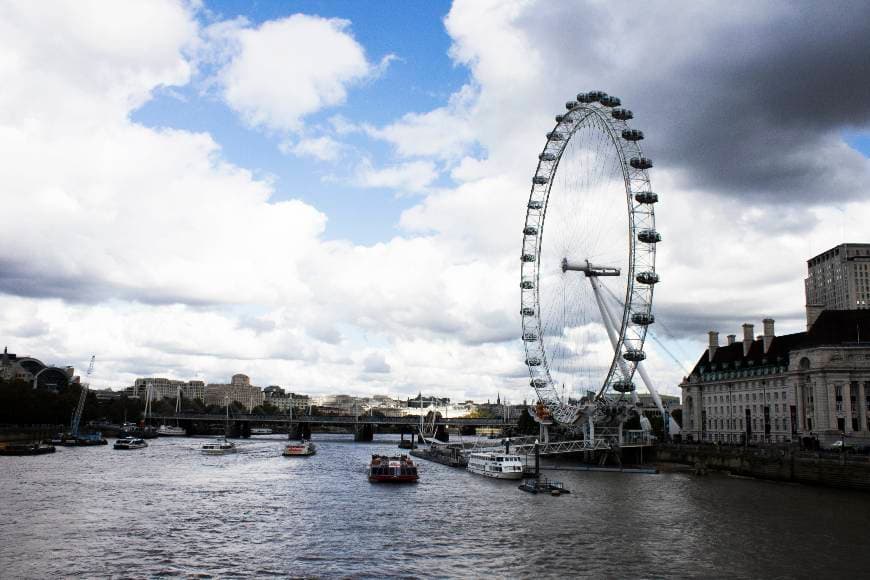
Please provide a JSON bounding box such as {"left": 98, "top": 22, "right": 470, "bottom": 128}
{"left": 1, "top": 1, "right": 869, "bottom": 403}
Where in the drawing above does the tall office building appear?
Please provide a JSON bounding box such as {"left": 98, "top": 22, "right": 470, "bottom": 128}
{"left": 805, "top": 243, "right": 870, "bottom": 316}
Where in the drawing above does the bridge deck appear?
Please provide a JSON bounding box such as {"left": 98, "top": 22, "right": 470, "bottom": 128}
{"left": 151, "top": 413, "right": 516, "bottom": 427}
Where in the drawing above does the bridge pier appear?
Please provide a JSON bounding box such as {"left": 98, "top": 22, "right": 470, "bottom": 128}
{"left": 288, "top": 422, "right": 311, "bottom": 440}
{"left": 539, "top": 422, "right": 550, "bottom": 444}
{"left": 354, "top": 423, "right": 374, "bottom": 442}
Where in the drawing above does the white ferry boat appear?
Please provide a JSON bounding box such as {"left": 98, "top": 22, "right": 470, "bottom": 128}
{"left": 113, "top": 437, "right": 148, "bottom": 450}
{"left": 201, "top": 439, "right": 237, "bottom": 455}
{"left": 282, "top": 440, "right": 315, "bottom": 456}
{"left": 251, "top": 428, "right": 273, "bottom": 435}
{"left": 466, "top": 452, "right": 524, "bottom": 480}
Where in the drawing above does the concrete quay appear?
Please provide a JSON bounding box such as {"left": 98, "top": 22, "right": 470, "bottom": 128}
{"left": 656, "top": 443, "right": 870, "bottom": 491}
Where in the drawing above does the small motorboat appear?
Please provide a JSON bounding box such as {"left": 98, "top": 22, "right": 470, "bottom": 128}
{"left": 201, "top": 439, "right": 237, "bottom": 455}
{"left": 282, "top": 440, "right": 315, "bottom": 456}
{"left": 518, "top": 477, "right": 570, "bottom": 495}
{"left": 368, "top": 454, "right": 419, "bottom": 483}
{"left": 113, "top": 437, "right": 148, "bottom": 450}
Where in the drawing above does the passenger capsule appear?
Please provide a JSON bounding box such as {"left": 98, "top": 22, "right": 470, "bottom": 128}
{"left": 521, "top": 280, "right": 535, "bottom": 289}
{"left": 587, "top": 90, "right": 606, "bottom": 102}
{"left": 613, "top": 380, "right": 636, "bottom": 393}
{"left": 637, "top": 229, "right": 662, "bottom": 243}
{"left": 611, "top": 108, "right": 633, "bottom": 120}
{"left": 546, "top": 131, "right": 565, "bottom": 141}
{"left": 528, "top": 200, "right": 544, "bottom": 210}
{"left": 533, "top": 176, "right": 548, "bottom": 185}
{"left": 523, "top": 226, "right": 538, "bottom": 236}
{"left": 576, "top": 92, "right": 593, "bottom": 103}
{"left": 539, "top": 153, "right": 556, "bottom": 162}
{"left": 634, "top": 191, "right": 658, "bottom": 204}
{"left": 600, "top": 95, "right": 621, "bottom": 107}
{"left": 521, "top": 307, "right": 535, "bottom": 316}
{"left": 523, "top": 332, "right": 538, "bottom": 342}
{"left": 631, "top": 312, "right": 655, "bottom": 325}
{"left": 521, "top": 254, "right": 536, "bottom": 263}
{"left": 636, "top": 271, "right": 660, "bottom": 285}
{"left": 630, "top": 157, "right": 653, "bottom": 170}
{"left": 555, "top": 114, "right": 564, "bottom": 123}
{"left": 623, "top": 349, "right": 647, "bottom": 362}
{"left": 622, "top": 129, "right": 644, "bottom": 141}
{"left": 531, "top": 378, "right": 548, "bottom": 387}
{"left": 526, "top": 358, "right": 542, "bottom": 367}
{"left": 565, "top": 101, "right": 578, "bottom": 110}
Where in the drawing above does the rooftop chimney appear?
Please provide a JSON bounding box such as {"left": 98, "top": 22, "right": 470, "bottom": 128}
{"left": 727, "top": 334, "right": 736, "bottom": 345}
{"left": 742, "top": 323, "right": 754, "bottom": 357}
{"left": 708, "top": 331, "right": 719, "bottom": 362}
{"left": 806, "top": 304, "right": 824, "bottom": 331}
{"left": 762, "top": 318, "right": 775, "bottom": 353}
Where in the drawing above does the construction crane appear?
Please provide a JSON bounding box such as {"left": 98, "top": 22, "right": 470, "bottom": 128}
{"left": 69, "top": 355, "right": 95, "bottom": 439}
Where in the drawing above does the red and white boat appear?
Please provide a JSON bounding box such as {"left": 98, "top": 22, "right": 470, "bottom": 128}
{"left": 368, "top": 454, "right": 419, "bottom": 483}
{"left": 282, "top": 440, "right": 315, "bottom": 456}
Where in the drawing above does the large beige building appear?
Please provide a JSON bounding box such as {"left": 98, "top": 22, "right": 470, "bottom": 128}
{"left": 205, "top": 373, "right": 264, "bottom": 410}
{"left": 805, "top": 243, "right": 870, "bottom": 311}
{"left": 130, "top": 378, "right": 205, "bottom": 401}
{"left": 681, "top": 311, "right": 870, "bottom": 445}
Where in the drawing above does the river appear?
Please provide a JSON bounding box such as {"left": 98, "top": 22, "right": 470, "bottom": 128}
{"left": 2, "top": 434, "right": 869, "bottom": 578}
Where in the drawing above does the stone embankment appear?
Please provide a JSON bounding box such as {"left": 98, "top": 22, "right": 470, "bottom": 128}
{"left": 656, "top": 443, "right": 870, "bottom": 491}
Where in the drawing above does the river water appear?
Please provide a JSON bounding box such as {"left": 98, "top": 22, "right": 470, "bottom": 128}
{"left": 2, "top": 434, "right": 870, "bottom": 578}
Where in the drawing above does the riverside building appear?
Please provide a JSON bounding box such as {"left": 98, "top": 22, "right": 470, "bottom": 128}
{"left": 205, "top": 373, "right": 264, "bottom": 411}
{"left": 805, "top": 242, "right": 870, "bottom": 312}
{"left": 130, "top": 378, "right": 205, "bottom": 401}
{"left": 681, "top": 312, "right": 870, "bottom": 445}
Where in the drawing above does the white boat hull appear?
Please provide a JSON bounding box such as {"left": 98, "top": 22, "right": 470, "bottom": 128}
{"left": 157, "top": 425, "right": 187, "bottom": 436}
{"left": 466, "top": 465, "right": 524, "bottom": 480}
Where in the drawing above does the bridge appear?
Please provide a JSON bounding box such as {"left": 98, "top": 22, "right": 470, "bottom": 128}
{"left": 151, "top": 413, "right": 517, "bottom": 428}
{"left": 467, "top": 430, "right": 654, "bottom": 456}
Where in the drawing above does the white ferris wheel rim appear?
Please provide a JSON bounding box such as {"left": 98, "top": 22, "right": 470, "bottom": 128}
{"left": 520, "top": 91, "right": 659, "bottom": 425}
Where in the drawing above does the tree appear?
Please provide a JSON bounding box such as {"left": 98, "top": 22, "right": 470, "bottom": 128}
{"left": 515, "top": 408, "right": 538, "bottom": 435}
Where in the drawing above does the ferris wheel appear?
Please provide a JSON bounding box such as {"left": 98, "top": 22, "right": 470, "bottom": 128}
{"left": 520, "top": 91, "right": 659, "bottom": 425}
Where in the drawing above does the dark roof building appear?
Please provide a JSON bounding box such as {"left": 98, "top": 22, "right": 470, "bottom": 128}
{"left": 0, "top": 347, "right": 76, "bottom": 391}
{"left": 681, "top": 311, "right": 870, "bottom": 445}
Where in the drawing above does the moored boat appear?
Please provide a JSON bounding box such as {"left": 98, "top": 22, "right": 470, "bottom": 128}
{"left": 251, "top": 428, "right": 273, "bottom": 435}
{"left": 368, "top": 454, "right": 419, "bottom": 483}
{"left": 282, "top": 440, "right": 315, "bottom": 456}
{"left": 0, "top": 442, "right": 56, "bottom": 456}
{"left": 113, "top": 437, "right": 148, "bottom": 450}
{"left": 157, "top": 424, "right": 187, "bottom": 437}
{"left": 466, "top": 452, "right": 524, "bottom": 480}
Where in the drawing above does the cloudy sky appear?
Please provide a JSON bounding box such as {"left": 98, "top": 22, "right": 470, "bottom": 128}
{"left": 1, "top": 0, "right": 868, "bottom": 401}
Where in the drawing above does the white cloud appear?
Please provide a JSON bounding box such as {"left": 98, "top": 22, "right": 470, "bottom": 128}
{"left": 365, "top": 84, "right": 478, "bottom": 160}
{"left": 3, "top": 0, "right": 868, "bottom": 408}
{"left": 213, "top": 14, "right": 376, "bottom": 132}
{"left": 280, "top": 135, "right": 346, "bottom": 161}
{"left": 352, "top": 159, "right": 438, "bottom": 193}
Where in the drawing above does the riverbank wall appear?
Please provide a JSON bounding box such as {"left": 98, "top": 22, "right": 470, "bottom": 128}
{"left": 656, "top": 444, "right": 870, "bottom": 491}
{"left": 0, "top": 424, "right": 59, "bottom": 443}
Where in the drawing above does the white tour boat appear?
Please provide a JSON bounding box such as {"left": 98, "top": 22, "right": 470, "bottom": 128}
{"left": 113, "top": 437, "right": 148, "bottom": 450}
{"left": 282, "top": 440, "right": 316, "bottom": 456}
{"left": 201, "top": 396, "right": 237, "bottom": 455}
{"left": 201, "top": 439, "right": 237, "bottom": 455}
{"left": 466, "top": 452, "right": 524, "bottom": 480}
{"left": 251, "top": 428, "right": 273, "bottom": 435}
